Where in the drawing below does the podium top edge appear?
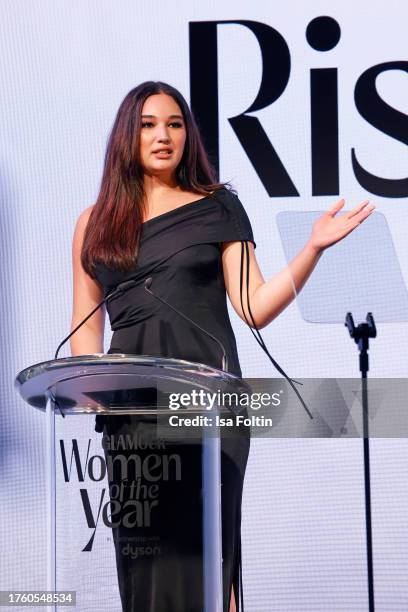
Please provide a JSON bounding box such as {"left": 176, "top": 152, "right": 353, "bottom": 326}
{"left": 14, "top": 355, "right": 249, "bottom": 410}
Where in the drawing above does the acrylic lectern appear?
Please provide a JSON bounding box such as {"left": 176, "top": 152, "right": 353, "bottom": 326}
{"left": 15, "top": 354, "right": 249, "bottom": 612}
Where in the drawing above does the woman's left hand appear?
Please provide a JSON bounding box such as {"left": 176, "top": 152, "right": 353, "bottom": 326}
{"left": 308, "top": 198, "right": 375, "bottom": 253}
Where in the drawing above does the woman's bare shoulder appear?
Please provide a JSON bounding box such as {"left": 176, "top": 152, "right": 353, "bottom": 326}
{"left": 73, "top": 205, "right": 96, "bottom": 240}
{"left": 72, "top": 205, "right": 96, "bottom": 248}
{"left": 76, "top": 204, "right": 95, "bottom": 226}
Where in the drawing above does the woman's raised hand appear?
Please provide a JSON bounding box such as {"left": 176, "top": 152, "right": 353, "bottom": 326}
{"left": 308, "top": 198, "right": 375, "bottom": 253}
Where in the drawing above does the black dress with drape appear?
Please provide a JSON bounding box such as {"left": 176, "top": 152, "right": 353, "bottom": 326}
{"left": 93, "top": 187, "right": 255, "bottom": 612}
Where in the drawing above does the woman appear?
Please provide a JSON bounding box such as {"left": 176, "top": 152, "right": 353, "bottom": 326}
{"left": 70, "top": 81, "right": 374, "bottom": 612}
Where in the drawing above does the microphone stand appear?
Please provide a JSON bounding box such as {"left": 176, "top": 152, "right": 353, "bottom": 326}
{"left": 144, "top": 277, "right": 228, "bottom": 372}
{"left": 345, "top": 312, "right": 377, "bottom": 612}
{"left": 55, "top": 279, "right": 137, "bottom": 360}
{"left": 53, "top": 279, "right": 137, "bottom": 417}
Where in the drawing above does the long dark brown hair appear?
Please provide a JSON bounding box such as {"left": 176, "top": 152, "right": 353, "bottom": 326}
{"left": 81, "top": 81, "right": 228, "bottom": 277}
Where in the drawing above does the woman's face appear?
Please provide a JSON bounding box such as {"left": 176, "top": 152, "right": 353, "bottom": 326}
{"left": 139, "top": 93, "right": 187, "bottom": 181}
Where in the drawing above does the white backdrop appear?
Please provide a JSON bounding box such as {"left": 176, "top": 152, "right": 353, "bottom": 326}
{"left": 1, "top": 1, "right": 407, "bottom": 610}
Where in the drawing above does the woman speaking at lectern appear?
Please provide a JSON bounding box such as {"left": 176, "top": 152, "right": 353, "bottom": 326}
{"left": 70, "top": 81, "right": 374, "bottom": 612}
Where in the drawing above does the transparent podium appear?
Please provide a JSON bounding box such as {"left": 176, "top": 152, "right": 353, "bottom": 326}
{"left": 15, "top": 354, "right": 250, "bottom": 612}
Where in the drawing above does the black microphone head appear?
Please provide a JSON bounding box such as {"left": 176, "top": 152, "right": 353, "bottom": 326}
{"left": 144, "top": 277, "right": 152, "bottom": 290}
{"left": 117, "top": 279, "right": 136, "bottom": 292}
{"left": 107, "top": 278, "right": 136, "bottom": 301}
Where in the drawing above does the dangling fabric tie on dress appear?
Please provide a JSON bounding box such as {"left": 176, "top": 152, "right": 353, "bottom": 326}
{"left": 239, "top": 240, "right": 312, "bottom": 418}
{"left": 237, "top": 240, "right": 312, "bottom": 612}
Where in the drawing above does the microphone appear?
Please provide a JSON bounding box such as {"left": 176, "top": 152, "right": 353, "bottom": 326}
{"left": 144, "top": 277, "right": 228, "bottom": 371}
{"left": 54, "top": 278, "right": 137, "bottom": 360}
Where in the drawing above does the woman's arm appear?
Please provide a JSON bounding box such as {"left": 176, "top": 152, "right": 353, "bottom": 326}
{"left": 222, "top": 239, "right": 322, "bottom": 329}
{"left": 222, "top": 198, "right": 374, "bottom": 329}
{"left": 70, "top": 206, "right": 105, "bottom": 355}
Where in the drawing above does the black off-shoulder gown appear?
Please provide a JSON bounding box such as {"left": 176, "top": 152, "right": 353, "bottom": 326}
{"left": 93, "top": 187, "right": 255, "bottom": 612}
